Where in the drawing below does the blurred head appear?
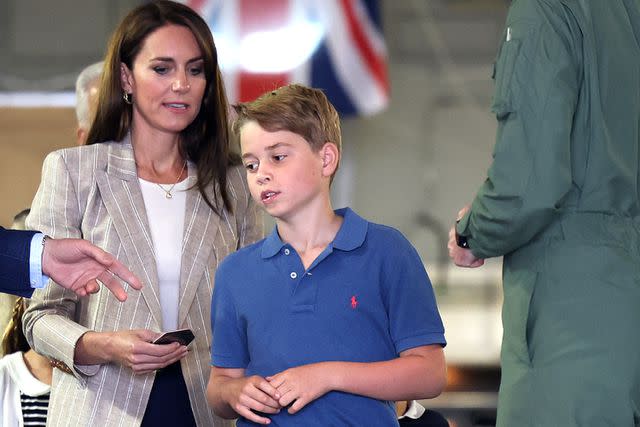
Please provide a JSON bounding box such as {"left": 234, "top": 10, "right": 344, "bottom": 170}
{"left": 86, "top": 0, "right": 235, "bottom": 214}
{"left": 233, "top": 84, "right": 342, "bottom": 180}
{"left": 1, "top": 298, "right": 29, "bottom": 356}
{"left": 11, "top": 209, "right": 30, "bottom": 230}
{"left": 75, "top": 61, "right": 103, "bottom": 145}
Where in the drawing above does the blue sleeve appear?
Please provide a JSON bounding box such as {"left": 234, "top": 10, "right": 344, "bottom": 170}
{"left": 0, "top": 227, "right": 37, "bottom": 297}
{"left": 385, "top": 231, "right": 446, "bottom": 353}
{"left": 210, "top": 260, "right": 249, "bottom": 368}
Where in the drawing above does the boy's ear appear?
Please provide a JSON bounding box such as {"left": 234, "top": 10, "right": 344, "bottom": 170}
{"left": 320, "top": 142, "right": 340, "bottom": 177}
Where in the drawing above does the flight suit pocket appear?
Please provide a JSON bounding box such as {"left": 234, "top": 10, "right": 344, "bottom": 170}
{"left": 491, "top": 38, "right": 521, "bottom": 119}
{"left": 502, "top": 266, "right": 537, "bottom": 366}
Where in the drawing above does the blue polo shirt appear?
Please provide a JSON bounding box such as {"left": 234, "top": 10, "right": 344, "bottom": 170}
{"left": 211, "top": 208, "right": 446, "bottom": 427}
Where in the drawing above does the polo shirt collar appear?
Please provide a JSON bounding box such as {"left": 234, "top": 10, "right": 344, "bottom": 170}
{"left": 331, "top": 207, "right": 368, "bottom": 251}
{"left": 261, "top": 227, "right": 287, "bottom": 259}
{"left": 260, "top": 207, "right": 368, "bottom": 259}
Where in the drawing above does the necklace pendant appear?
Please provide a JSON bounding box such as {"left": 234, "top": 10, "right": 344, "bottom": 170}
{"left": 165, "top": 192, "right": 173, "bottom": 199}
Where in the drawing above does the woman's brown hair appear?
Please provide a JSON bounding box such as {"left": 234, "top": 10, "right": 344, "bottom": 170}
{"left": 86, "top": 0, "right": 236, "bottom": 214}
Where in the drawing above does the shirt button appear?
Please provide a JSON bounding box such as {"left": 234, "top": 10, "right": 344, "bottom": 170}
{"left": 284, "top": 248, "right": 290, "bottom": 255}
{"left": 290, "top": 272, "right": 297, "bottom": 279}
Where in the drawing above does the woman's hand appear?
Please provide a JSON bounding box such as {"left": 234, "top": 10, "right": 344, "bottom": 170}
{"left": 75, "top": 329, "right": 188, "bottom": 374}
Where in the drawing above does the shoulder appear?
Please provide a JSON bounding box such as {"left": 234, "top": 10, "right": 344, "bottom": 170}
{"left": 0, "top": 354, "right": 14, "bottom": 388}
{"left": 360, "top": 219, "right": 425, "bottom": 273}
{"left": 508, "top": 0, "right": 580, "bottom": 27}
{"left": 214, "top": 238, "right": 266, "bottom": 298}
{"left": 217, "top": 238, "right": 266, "bottom": 276}
{"left": 366, "top": 220, "right": 415, "bottom": 252}
{"left": 337, "top": 208, "right": 417, "bottom": 259}
{"left": 0, "top": 352, "right": 22, "bottom": 376}
{"left": 43, "top": 141, "right": 124, "bottom": 168}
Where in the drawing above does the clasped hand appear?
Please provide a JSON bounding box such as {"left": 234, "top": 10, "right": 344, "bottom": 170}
{"left": 227, "top": 363, "right": 330, "bottom": 425}
{"left": 447, "top": 204, "right": 484, "bottom": 268}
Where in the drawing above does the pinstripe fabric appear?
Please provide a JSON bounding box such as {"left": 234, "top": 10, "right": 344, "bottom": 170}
{"left": 22, "top": 140, "right": 263, "bottom": 427}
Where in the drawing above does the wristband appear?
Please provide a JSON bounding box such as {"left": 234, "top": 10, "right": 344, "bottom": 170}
{"left": 454, "top": 219, "right": 469, "bottom": 248}
{"left": 455, "top": 232, "right": 469, "bottom": 248}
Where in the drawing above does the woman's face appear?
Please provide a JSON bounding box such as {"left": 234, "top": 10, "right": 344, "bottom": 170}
{"left": 120, "top": 24, "right": 207, "bottom": 137}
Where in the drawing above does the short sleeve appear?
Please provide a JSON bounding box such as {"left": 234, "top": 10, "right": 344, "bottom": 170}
{"left": 210, "top": 261, "right": 249, "bottom": 368}
{"left": 384, "top": 232, "right": 446, "bottom": 353}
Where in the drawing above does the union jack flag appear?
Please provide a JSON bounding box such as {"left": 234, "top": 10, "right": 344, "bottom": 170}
{"left": 181, "top": 0, "right": 389, "bottom": 116}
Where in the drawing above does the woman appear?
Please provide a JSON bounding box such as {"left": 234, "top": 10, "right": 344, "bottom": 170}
{"left": 23, "top": 2, "right": 262, "bottom": 426}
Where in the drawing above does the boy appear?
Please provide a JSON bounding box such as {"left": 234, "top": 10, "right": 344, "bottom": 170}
{"left": 207, "top": 84, "right": 447, "bottom": 426}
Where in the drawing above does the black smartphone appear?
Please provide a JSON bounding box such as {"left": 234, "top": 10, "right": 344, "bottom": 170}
{"left": 152, "top": 328, "right": 195, "bottom": 346}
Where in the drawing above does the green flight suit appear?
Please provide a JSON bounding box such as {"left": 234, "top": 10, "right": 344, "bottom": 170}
{"left": 456, "top": 0, "right": 640, "bottom": 425}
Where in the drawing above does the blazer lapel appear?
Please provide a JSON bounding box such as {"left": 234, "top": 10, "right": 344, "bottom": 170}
{"left": 94, "top": 141, "right": 163, "bottom": 329}
{"left": 177, "top": 162, "right": 221, "bottom": 327}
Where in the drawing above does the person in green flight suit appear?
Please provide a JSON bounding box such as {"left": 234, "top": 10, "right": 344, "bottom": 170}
{"left": 448, "top": 0, "right": 640, "bottom": 426}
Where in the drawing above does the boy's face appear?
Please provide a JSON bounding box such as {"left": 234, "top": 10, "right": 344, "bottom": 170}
{"left": 240, "top": 121, "right": 333, "bottom": 220}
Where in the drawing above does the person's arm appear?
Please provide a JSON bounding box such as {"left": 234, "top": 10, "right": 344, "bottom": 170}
{"left": 207, "top": 366, "right": 281, "bottom": 425}
{"left": 0, "top": 227, "right": 37, "bottom": 297}
{"left": 266, "top": 345, "right": 446, "bottom": 415}
{"left": 456, "top": 2, "right": 582, "bottom": 258}
{"left": 208, "top": 255, "right": 280, "bottom": 423}
{"left": 22, "top": 151, "right": 153, "bottom": 383}
{"left": 21, "top": 150, "right": 100, "bottom": 381}
{"left": 1, "top": 225, "right": 141, "bottom": 300}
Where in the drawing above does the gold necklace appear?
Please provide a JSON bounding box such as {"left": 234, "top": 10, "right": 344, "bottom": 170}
{"left": 156, "top": 161, "right": 187, "bottom": 199}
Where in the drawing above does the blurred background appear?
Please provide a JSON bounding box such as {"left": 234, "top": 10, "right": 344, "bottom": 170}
{"left": 0, "top": 1, "right": 509, "bottom": 425}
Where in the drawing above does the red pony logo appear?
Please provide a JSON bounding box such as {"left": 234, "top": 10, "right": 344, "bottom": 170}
{"left": 350, "top": 295, "right": 358, "bottom": 309}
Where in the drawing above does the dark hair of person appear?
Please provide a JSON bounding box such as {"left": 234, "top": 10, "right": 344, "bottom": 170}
{"left": 86, "top": 0, "right": 236, "bottom": 214}
{"left": 1, "top": 298, "right": 30, "bottom": 355}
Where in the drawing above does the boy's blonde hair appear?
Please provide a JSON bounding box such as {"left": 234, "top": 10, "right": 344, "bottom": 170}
{"left": 233, "top": 84, "right": 342, "bottom": 157}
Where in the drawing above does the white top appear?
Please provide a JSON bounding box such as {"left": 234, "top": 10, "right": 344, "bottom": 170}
{"left": 0, "top": 352, "right": 50, "bottom": 427}
{"left": 398, "top": 400, "right": 427, "bottom": 420}
{"left": 139, "top": 177, "right": 189, "bottom": 331}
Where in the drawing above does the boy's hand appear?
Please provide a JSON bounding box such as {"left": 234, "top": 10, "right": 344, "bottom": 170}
{"left": 224, "top": 376, "right": 281, "bottom": 424}
{"left": 267, "top": 363, "right": 332, "bottom": 414}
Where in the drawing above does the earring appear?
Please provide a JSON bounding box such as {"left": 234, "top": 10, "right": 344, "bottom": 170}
{"left": 123, "top": 91, "right": 132, "bottom": 105}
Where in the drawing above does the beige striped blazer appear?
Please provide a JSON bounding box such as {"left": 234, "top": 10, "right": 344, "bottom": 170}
{"left": 23, "top": 139, "right": 263, "bottom": 426}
